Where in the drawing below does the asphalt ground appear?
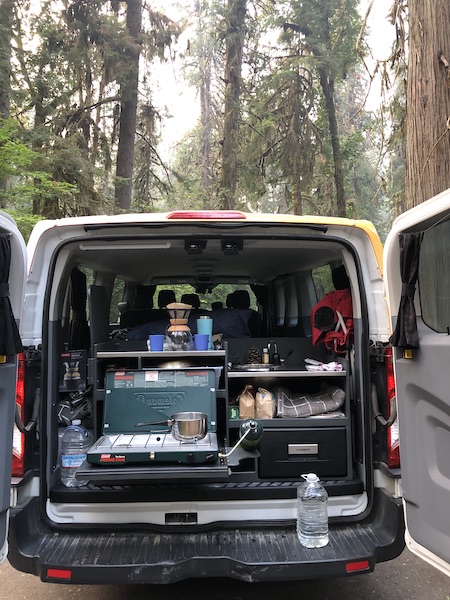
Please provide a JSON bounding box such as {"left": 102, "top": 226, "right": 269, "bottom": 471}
{"left": 0, "top": 547, "right": 449, "bottom": 600}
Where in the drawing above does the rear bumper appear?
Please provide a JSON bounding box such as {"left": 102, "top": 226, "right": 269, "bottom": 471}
{"left": 8, "top": 489, "right": 405, "bottom": 584}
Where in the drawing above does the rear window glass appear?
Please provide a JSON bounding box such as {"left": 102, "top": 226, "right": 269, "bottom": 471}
{"left": 312, "top": 265, "right": 334, "bottom": 299}
{"left": 110, "top": 278, "right": 125, "bottom": 324}
{"left": 154, "top": 284, "right": 258, "bottom": 311}
{"left": 419, "top": 218, "right": 450, "bottom": 332}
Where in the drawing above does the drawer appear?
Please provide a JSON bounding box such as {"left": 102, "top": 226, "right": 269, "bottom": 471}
{"left": 258, "top": 427, "right": 348, "bottom": 479}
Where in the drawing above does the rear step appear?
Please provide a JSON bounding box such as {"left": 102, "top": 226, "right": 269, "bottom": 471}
{"left": 9, "top": 490, "right": 405, "bottom": 584}
{"left": 49, "top": 478, "right": 365, "bottom": 503}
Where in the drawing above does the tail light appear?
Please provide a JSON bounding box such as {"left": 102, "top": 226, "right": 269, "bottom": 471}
{"left": 385, "top": 347, "right": 400, "bottom": 468}
{"left": 12, "top": 352, "right": 25, "bottom": 476}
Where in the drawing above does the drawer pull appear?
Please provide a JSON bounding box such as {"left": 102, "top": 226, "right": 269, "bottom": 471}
{"left": 288, "top": 443, "right": 319, "bottom": 455}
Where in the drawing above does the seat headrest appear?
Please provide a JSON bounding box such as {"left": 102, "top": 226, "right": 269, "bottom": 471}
{"left": 158, "top": 289, "right": 176, "bottom": 308}
{"left": 226, "top": 292, "right": 235, "bottom": 308}
{"left": 181, "top": 293, "right": 200, "bottom": 309}
{"left": 227, "top": 290, "right": 250, "bottom": 309}
{"left": 135, "top": 285, "right": 154, "bottom": 309}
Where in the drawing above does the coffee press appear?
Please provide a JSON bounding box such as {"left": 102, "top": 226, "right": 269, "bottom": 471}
{"left": 165, "top": 302, "right": 194, "bottom": 350}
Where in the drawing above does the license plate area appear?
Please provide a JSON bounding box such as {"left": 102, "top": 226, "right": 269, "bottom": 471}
{"left": 165, "top": 512, "right": 198, "bottom": 525}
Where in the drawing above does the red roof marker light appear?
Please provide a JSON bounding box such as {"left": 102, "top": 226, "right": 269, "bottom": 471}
{"left": 166, "top": 210, "right": 247, "bottom": 220}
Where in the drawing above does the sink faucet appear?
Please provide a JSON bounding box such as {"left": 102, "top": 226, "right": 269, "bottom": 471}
{"left": 267, "top": 340, "right": 279, "bottom": 365}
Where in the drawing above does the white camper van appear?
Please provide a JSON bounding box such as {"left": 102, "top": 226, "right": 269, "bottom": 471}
{"left": 0, "top": 194, "right": 449, "bottom": 584}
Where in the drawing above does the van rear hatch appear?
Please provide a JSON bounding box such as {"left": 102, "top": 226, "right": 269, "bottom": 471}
{"left": 12, "top": 212, "right": 401, "bottom": 582}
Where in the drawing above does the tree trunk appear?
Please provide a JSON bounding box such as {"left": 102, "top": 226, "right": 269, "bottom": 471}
{"left": 318, "top": 67, "right": 346, "bottom": 217}
{"left": 115, "top": 0, "right": 142, "bottom": 212}
{"left": 0, "top": 0, "right": 14, "bottom": 208}
{"left": 405, "top": 1, "right": 450, "bottom": 208}
{"left": 200, "top": 51, "right": 212, "bottom": 197}
{"left": 220, "top": 0, "right": 246, "bottom": 210}
{"left": 0, "top": 0, "right": 13, "bottom": 121}
{"left": 32, "top": 73, "right": 49, "bottom": 215}
{"left": 291, "top": 71, "right": 303, "bottom": 215}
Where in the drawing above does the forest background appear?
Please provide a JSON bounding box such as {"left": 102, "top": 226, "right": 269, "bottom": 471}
{"left": 0, "top": 0, "right": 448, "bottom": 242}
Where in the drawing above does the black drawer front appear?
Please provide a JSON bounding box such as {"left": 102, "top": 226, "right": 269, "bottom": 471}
{"left": 258, "top": 427, "right": 347, "bottom": 479}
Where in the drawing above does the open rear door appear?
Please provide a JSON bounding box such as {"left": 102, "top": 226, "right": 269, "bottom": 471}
{"left": 0, "top": 212, "right": 26, "bottom": 563}
{"left": 384, "top": 188, "right": 450, "bottom": 577}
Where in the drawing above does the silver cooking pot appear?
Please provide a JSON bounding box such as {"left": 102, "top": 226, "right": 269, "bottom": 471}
{"left": 135, "top": 411, "right": 208, "bottom": 441}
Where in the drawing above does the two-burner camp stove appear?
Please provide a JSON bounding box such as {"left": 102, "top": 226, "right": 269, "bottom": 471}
{"left": 87, "top": 368, "right": 220, "bottom": 466}
{"left": 88, "top": 431, "right": 219, "bottom": 465}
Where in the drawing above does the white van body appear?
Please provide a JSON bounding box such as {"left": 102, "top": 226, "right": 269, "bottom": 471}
{"left": 384, "top": 188, "right": 450, "bottom": 578}
{"left": 0, "top": 197, "right": 448, "bottom": 583}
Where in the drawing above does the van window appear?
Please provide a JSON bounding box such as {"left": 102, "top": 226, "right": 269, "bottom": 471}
{"left": 312, "top": 265, "right": 334, "bottom": 299}
{"left": 110, "top": 278, "right": 125, "bottom": 324}
{"left": 72, "top": 266, "right": 94, "bottom": 320}
{"left": 285, "top": 276, "right": 298, "bottom": 326}
{"left": 419, "top": 218, "right": 450, "bottom": 332}
{"left": 153, "top": 284, "right": 257, "bottom": 311}
{"left": 274, "top": 279, "right": 286, "bottom": 326}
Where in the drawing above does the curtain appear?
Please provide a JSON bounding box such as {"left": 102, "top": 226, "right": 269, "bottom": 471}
{"left": 251, "top": 283, "right": 271, "bottom": 335}
{"left": 69, "top": 267, "right": 90, "bottom": 350}
{"left": 389, "top": 232, "right": 423, "bottom": 349}
{"left": 0, "top": 234, "right": 23, "bottom": 355}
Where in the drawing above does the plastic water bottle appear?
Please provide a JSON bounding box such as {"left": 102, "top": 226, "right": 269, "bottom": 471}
{"left": 60, "top": 420, "right": 91, "bottom": 488}
{"left": 297, "top": 473, "right": 329, "bottom": 548}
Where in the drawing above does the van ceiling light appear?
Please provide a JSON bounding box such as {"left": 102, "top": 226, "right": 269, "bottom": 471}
{"left": 185, "top": 239, "right": 207, "bottom": 254}
{"left": 221, "top": 239, "right": 243, "bottom": 255}
{"left": 79, "top": 242, "right": 171, "bottom": 250}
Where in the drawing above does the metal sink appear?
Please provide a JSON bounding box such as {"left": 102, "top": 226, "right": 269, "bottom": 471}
{"left": 230, "top": 363, "right": 286, "bottom": 372}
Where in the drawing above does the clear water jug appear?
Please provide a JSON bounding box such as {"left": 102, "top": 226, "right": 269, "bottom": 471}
{"left": 297, "top": 473, "right": 329, "bottom": 548}
{"left": 60, "top": 419, "right": 91, "bottom": 488}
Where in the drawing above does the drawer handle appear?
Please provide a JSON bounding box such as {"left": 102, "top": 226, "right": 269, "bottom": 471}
{"left": 288, "top": 443, "right": 318, "bottom": 455}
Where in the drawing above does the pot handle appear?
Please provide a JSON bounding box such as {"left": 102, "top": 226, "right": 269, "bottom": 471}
{"left": 135, "top": 419, "right": 171, "bottom": 427}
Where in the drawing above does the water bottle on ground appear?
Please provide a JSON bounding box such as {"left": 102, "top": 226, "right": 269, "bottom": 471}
{"left": 297, "top": 472, "right": 329, "bottom": 548}
{"left": 60, "top": 419, "right": 91, "bottom": 488}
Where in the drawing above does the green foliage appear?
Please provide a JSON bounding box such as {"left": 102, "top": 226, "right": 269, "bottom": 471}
{"left": 132, "top": 99, "right": 173, "bottom": 211}
{"left": 0, "top": 120, "right": 37, "bottom": 174}
{"left": 312, "top": 264, "right": 333, "bottom": 298}
{"left": 5, "top": 210, "right": 43, "bottom": 242}
{"left": 8, "top": 0, "right": 182, "bottom": 217}
{"left": 239, "top": 53, "right": 316, "bottom": 213}
{"left": 0, "top": 0, "right": 396, "bottom": 238}
{"left": 278, "top": 0, "right": 360, "bottom": 77}
{"left": 167, "top": 126, "right": 223, "bottom": 210}
{"left": 0, "top": 119, "right": 78, "bottom": 211}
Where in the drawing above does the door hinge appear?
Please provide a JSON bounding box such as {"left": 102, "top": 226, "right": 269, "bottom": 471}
{"left": 24, "top": 346, "right": 41, "bottom": 365}
{"left": 369, "top": 341, "right": 389, "bottom": 362}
